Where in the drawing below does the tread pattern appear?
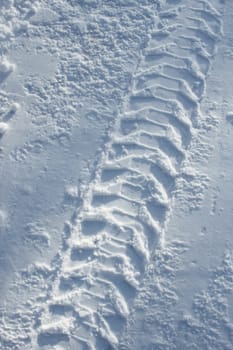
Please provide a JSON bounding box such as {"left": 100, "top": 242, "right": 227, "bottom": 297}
{"left": 34, "top": 1, "right": 222, "bottom": 349}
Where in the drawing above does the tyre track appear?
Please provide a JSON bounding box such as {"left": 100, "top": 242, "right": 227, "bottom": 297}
{"left": 34, "top": 1, "right": 222, "bottom": 349}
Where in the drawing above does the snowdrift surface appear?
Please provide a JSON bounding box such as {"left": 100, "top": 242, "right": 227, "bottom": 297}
{"left": 1, "top": 0, "right": 233, "bottom": 349}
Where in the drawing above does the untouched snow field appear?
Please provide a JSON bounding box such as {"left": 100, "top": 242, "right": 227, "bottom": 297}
{"left": 1, "top": 0, "right": 233, "bottom": 349}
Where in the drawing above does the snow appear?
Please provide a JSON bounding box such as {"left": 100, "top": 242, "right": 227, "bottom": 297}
{"left": 1, "top": 0, "right": 233, "bottom": 349}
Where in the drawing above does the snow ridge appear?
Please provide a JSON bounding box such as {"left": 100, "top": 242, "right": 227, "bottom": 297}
{"left": 32, "top": 1, "right": 223, "bottom": 349}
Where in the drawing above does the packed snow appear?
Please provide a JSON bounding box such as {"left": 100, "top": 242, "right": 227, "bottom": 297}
{"left": 1, "top": 0, "right": 233, "bottom": 349}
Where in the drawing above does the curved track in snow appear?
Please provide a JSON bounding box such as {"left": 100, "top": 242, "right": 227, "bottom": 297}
{"left": 33, "top": 1, "right": 223, "bottom": 349}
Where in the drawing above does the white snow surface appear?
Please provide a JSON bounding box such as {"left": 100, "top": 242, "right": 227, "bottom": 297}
{"left": 1, "top": 0, "right": 233, "bottom": 349}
